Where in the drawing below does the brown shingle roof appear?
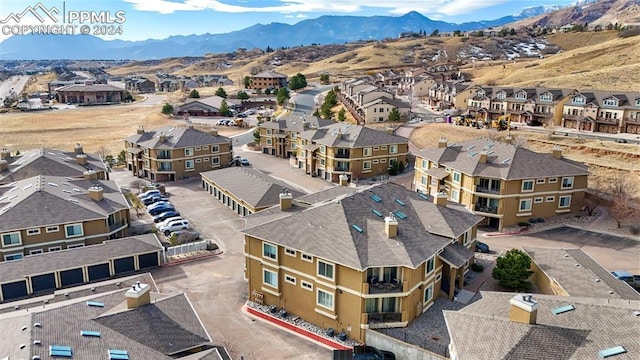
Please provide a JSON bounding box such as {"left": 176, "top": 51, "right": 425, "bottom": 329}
{"left": 298, "top": 123, "right": 408, "bottom": 148}
{"left": 125, "top": 126, "right": 231, "bottom": 149}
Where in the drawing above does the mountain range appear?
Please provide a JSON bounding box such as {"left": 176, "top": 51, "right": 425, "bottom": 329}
{"left": 0, "top": 6, "right": 567, "bottom": 61}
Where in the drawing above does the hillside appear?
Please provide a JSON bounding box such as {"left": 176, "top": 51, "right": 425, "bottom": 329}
{"left": 512, "top": 0, "right": 640, "bottom": 29}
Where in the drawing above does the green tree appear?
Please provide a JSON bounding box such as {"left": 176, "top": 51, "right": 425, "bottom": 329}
{"left": 388, "top": 107, "right": 400, "bottom": 122}
{"left": 123, "top": 90, "right": 134, "bottom": 102}
{"left": 492, "top": 249, "right": 534, "bottom": 291}
{"left": 215, "top": 87, "right": 227, "bottom": 98}
{"left": 453, "top": 30, "right": 462, "bottom": 37}
{"left": 509, "top": 28, "right": 516, "bottom": 36}
{"left": 236, "top": 90, "right": 250, "bottom": 100}
{"left": 253, "top": 128, "right": 261, "bottom": 142}
{"left": 243, "top": 76, "right": 252, "bottom": 89}
{"left": 312, "top": 108, "right": 321, "bottom": 117}
{"left": 189, "top": 89, "right": 200, "bottom": 98}
{"left": 289, "top": 73, "right": 308, "bottom": 90}
{"left": 475, "top": 30, "right": 484, "bottom": 37}
{"left": 276, "top": 87, "right": 290, "bottom": 106}
{"left": 117, "top": 150, "right": 127, "bottom": 165}
{"left": 219, "top": 100, "right": 232, "bottom": 116}
{"left": 265, "top": 88, "right": 271, "bottom": 95}
{"left": 3, "top": 97, "right": 13, "bottom": 108}
{"left": 338, "top": 108, "right": 346, "bottom": 122}
{"left": 319, "top": 74, "right": 330, "bottom": 85}
{"left": 161, "top": 103, "right": 174, "bottom": 115}
{"left": 430, "top": 29, "right": 440, "bottom": 37}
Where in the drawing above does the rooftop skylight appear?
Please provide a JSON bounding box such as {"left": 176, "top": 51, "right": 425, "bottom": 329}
{"left": 372, "top": 209, "right": 383, "bottom": 217}
{"left": 394, "top": 211, "right": 407, "bottom": 220}
{"left": 552, "top": 304, "right": 575, "bottom": 315}
{"left": 352, "top": 224, "right": 364, "bottom": 233}
{"left": 49, "top": 345, "right": 72, "bottom": 357}
{"left": 370, "top": 194, "right": 382, "bottom": 203}
{"left": 598, "top": 346, "right": 626, "bottom": 358}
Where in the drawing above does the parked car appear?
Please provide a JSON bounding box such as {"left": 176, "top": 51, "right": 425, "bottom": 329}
{"left": 142, "top": 195, "right": 169, "bottom": 206}
{"left": 148, "top": 204, "right": 175, "bottom": 216}
{"left": 146, "top": 200, "right": 171, "bottom": 210}
{"left": 159, "top": 219, "right": 190, "bottom": 235}
{"left": 240, "top": 158, "right": 250, "bottom": 166}
{"left": 157, "top": 216, "right": 184, "bottom": 228}
{"left": 333, "top": 346, "right": 395, "bottom": 360}
{"left": 611, "top": 270, "right": 635, "bottom": 285}
{"left": 475, "top": 241, "right": 490, "bottom": 253}
{"left": 138, "top": 189, "right": 161, "bottom": 200}
{"left": 152, "top": 210, "right": 180, "bottom": 223}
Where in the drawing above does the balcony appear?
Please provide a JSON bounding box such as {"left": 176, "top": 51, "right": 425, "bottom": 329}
{"left": 366, "top": 312, "right": 402, "bottom": 323}
{"left": 562, "top": 113, "right": 582, "bottom": 120}
{"left": 595, "top": 117, "right": 620, "bottom": 125}
{"left": 365, "top": 279, "right": 404, "bottom": 294}
{"left": 335, "top": 165, "right": 350, "bottom": 172}
{"left": 335, "top": 151, "right": 350, "bottom": 159}
{"left": 625, "top": 117, "right": 640, "bottom": 125}
{"left": 476, "top": 186, "right": 500, "bottom": 195}
{"left": 474, "top": 204, "right": 498, "bottom": 214}
{"left": 109, "top": 221, "right": 127, "bottom": 232}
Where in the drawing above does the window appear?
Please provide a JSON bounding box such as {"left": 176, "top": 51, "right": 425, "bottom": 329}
{"left": 363, "top": 147, "right": 372, "bottom": 157}
{"left": 211, "top": 145, "right": 219, "bottom": 153}
{"left": 380, "top": 159, "right": 386, "bottom": 163}
{"left": 462, "top": 230, "right": 472, "bottom": 246}
{"left": 373, "top": 159, "right": 379, "bottom": 164}
{"left": 64, "top": 224, "right": 84, "bottom": 238}
{"left": 263, "top": 242, "right": 277, "bottom": 260}
{"left": 363, "top": 161, "right": 372, "bottom": 170}
{"left": 422, "top": 159, "right": 428, "bottom": 169}
{"left": 263, "top": 269, "right": 278, "bottom": 288}
{"left": 421, "top": 176, "right": 427, "bottom": 185}
{"left": 519, "top": 199, "right": 532, "bottom": 212}
{"left": 301, "top": 281, "right": 313, "bottom": 291}
{"left": 195, "top": 158, "right": 202, "bottom": 163}
{"left": 451, "top": 189, "right": 460, "bottom": 202}
{"left": 185, "top": 148, "right": 194, "bottom": 156}
{"left": 302, "top": 253, "right": 313, "bottom": 262}
{"left": 267, "top": 139, "right": 272, "bottom": 145}
{"left": 561, "top": 177, "right": 574, "bottom": 189}
{"left": 497, "top": 93, "right": 506, "bottom": 100}
{"left": 211, "top": 157, "right": 220, "bottom": 165}
{"left": 317, "top": 289, "right": 334, "bottom": 310}
{"left": 68, "top": 243, "right": 85, "bottom": 249}
{"left": 29, "top": 249, "right": 43, "bottom": 255}
{"left": 515, "top": 92, "right": 526, "bottom": 100}
{"left": 285, "top": 248, "right": 296, "bottom": 257}
{"left": 389, "top": 145, "right": 398, "bottom": 154}
{"left": 203, "top": 146, "right": 209, "bottom": 150}
{"left": 559, "top": 195, "right": 571, "bottom": 208}
{"left": 453, "top": 172, "right": 461, "bottom": 183}
{"left": 534, "top": 197, "right": 543, "bottom": 203}
{"left": 144, "top": 159, "right": 150, "bottom": 168}
{"left": 549, "top": 177, "right": 558, "bottom": 183}
{"left": 572, "top": 96, "right": 585, "bottom": 104}
{"left": 373, "top": 146, "right": 379, "bottom": 151}
{"left": 266, "top": 129, "right": 272, "bottom": 135}
{"left": 521, "top": 180, "right": 534, "bottom": 192}
{"left": 381, "top": 146, "right": 387, "bottom": 150}
{"left": 603, "top": 99, "right": 618, "bottom": 106}
{"left": 540, "top": 93, "right": 553, "bottom": 102}
{"left": 318, "top": 260, "right": 334, "bottom": 280}
{"left": 49, "top": 246, "right": 62, "bottom": 252}
{"left": 195, "top": 146, "right": 201, "bottom": 151}
{"left": 2, "top": 232, "right": 21, "bottom": 246}
{"left": 424, "top": 284, "right": 434, "bottom": 303}
{"left": 435, "top": 273, "right": 442, "bottom": 282}
{"left": 5, "top": 253, "right": 23, "bottom": 261}
{"left": 285, "top": 274, "right": 296, "bottom": 285}
{"left": 546, "top": 196, "right": 555, "bottom": 202}
{"left": 536, "top": 178, "right": 545, "bottom": 184}
{"left": 320, "top": 145, "right": 326, "bottom": 154}
{"left": 185, "top": 160, "right": 195, "bottom": 169}
{"left": 27, "top": 228, "right": 41, "bottom": 236}
{"left": 425, "top": 256, "right": 435, "bottom": 275}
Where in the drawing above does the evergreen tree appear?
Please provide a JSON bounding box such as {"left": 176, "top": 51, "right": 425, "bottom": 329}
{"left": 388, "top": 108, "right": 400, "bottom": 122}
{"left": 219, "top": 100, "right": 232, "bottom": 116}
{"left": 161, "top": 103, "right": 173, "bottom": 115}
{"left": 492, "top": 249, "right": 534, "bottom": 291}
{"left": 338, "top": 108, "right": 346, "bottom": 122}
{"left": 276, "top": 87, "right": 290, "bottom": 106}
{"left": 215, "top": 87, "right": 227, "bottom": 98}
{"left": 189, "top": 89, "right": 200, "bottom": 98}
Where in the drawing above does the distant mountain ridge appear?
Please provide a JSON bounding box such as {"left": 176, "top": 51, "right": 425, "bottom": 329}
{"left": 0, "top": 7, "right": 561, "bottom": 60}
{"left": 511, "top": 0, "right": 640, "bottom": 29}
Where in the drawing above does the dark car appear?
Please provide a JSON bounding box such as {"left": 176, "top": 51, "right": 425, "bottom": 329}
{"left": 142, "top": 195, "right": 169, "bottom": 206}
{"left": 526, "top": 119, "right": 543, "bottom": 126}
{"left": 153, "top": 210, "right": 180, "bottom": 223}
{"left": 475, "top": 241, "right": 490, "bottom": 253}
{"left": 148, "top": 205, "right": 175, "bottom": 216}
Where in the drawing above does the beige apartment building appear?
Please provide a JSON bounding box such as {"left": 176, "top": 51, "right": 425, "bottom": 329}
{"left": 243, "top": 183, "right": 483, "bottom": 343}
{"left": 296, "top": 123, "right": 409, "bottom": 183}
{"left": 258, "top": 115, "right": 334, "bottom": 158}
{"left": 561, "top": 90, "right": 640, "bottom": 134}
{"left": 0, "top": 175, "right": 130, "bottom": 262}
{"left": 124, "top": 125, "right": 232, "bottom": 182}
{"left": 413, "top": 137, "right": 589, "bottom": 230}
{"left": 249, "top": 70, "right": 288, "bottom": 90}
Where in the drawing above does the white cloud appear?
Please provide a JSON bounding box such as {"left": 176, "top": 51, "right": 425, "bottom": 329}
{"left": 296, "top": 13, "right": 307, "bottom": 18}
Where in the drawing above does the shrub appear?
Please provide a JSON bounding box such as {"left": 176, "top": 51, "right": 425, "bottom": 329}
{"left": 471, "top": 263, "right": 484, "bottom": 272}
{"left": 631, "top": 225, "right": 640, "bottom": 235}
{"left": 518, "top": 221, "right": 531, "bottom": 227}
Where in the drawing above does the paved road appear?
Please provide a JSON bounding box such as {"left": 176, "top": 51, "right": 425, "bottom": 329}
{"left": 0, "top": 75, "right": 30, "bottom": 100}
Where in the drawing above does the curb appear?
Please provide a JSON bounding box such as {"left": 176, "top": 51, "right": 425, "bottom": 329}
{"left": 242, "top": 305, "right": 352, "bottom": 351}
{"left": 163, "top": 251, "right": 221, "bottom": 267}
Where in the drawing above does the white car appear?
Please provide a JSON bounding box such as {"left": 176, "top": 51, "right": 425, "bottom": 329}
{"left": 159, "top": 219, "right": 190, "bottom": 235}
{"left": 146, "top": 201, "right": 171, "bottom": 210}
{"left": 138, "top": 189, "right": 161, "bottom": 199}
{"left": 157, "top": 216, "right": 184, "bottom": 228}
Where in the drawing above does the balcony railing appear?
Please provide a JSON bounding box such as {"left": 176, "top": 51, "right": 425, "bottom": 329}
{"left": 595, "top": 117, "right": 620, "bottom": 124}
{"left": 335, "top": 166, "right": 350, "bottom": 172}
{"left": 562, "top": 113, "right": 582, "bottom": 120}
{"left": 476, "top": 186, "right": 500, "bottom": 195}
{"left": 109, "top": 221, "right": 127, "bottom": 232}
{"left": 157, "top": 154, "right": 172, "bottom": 159}
{"left": 474, "top": 204, "right": 498, "bottom": 214}
{"left": 367, "top": 312, "right": 402, "bottom": 323}
{"left": 335, "top": 152, "right": 350, "bottom": 159}
{"left": 625, "top": 117, "right": 640, "bottom": 125}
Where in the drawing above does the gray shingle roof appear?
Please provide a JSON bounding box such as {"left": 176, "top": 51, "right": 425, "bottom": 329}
{"left": 298, "top": 123, "right": 408, "bottom": 148}
{"left": 444, "top": 292, "right": 640, "bottom": 360}
{"left": 243, "top": 183, "right": 483, "bottom": 270}
{"left": 251, "top": 70, "right": 287, "bottom": 78}
{"left": 0, "top": 148, "right": 106, "bottom": 184}
{"left": 259, "top": 114, "right": 334, "bottom": 132}
{"left": 0, "top": 234, "right": 162, "bottom": 283}
{"left": 178, "top": 96, "right": 241, "bottom": 111}
{"left": 200, "top": 167, "right": 306, "bottom": 208}
{"left": 414, "top": 138, "right": 589, "bottom": 180}
{"left": 0, "top": 175, "right": 130, "bottom": 232}
{"left": 439, "top": 242, "right": 474, "bottom": 268}
{"left": 362, "top": 96, "right": 410, "bottom": 109}
{"left": 56, "top": 83, "right": 124, "bottom": 92}
{"left": 125, "top": 125, "right": 231, "bottom": 149}
{"left": 523, "top": 247, "right": 640, "bottom": 301}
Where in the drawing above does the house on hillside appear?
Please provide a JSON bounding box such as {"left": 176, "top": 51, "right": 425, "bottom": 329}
{"left": 125, "top": 77, "right": 156, "bottom": 93}
{"left": 174, "top": 96, "right": 241, "bottom": 117}
{"left": 249, "top": 70, "right": 288, "bottom": 90}
{"left": 55, "top": 84, "right": 125, "bottom": 104}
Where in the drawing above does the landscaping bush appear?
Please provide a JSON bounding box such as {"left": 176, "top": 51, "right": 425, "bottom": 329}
{"left": 631, "top": 225, "right": 640, "bottom": 235}
{"left": 471, "top": 263, "right": 484, "bottom": 272}
{"left": 518, "top": 221, "right": 531, "bottom": 227}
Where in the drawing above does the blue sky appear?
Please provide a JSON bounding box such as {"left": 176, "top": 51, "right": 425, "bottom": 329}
{"left": 1, "top": 0, "right": 578, "bottom": 42}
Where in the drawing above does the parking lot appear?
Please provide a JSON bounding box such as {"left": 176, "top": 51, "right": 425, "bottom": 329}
{"left": 113, "top": 170, "right": 332, "bottom": 359}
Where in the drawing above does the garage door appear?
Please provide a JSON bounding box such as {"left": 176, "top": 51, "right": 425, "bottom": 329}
{"left": 88, "top": 263, "right": 110, "bottom": 282}
{"left": 138, "top": 252, "right": 159, "bottom": 269}
{"left": 60, "top": 268, "right": 84, "bottom": 288}
{"left": 1, "top": 280, "right": 28, "bottom": 301}
{"left": 31, "top": 273, "right": 56, "bottom": 294}
{"left": 114, "top": 257, "right": 135, "bottom": 274}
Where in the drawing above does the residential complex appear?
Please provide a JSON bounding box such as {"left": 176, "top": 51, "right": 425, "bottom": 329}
{"left": 561, "top": 89, "right": 640, "bottom": 134}
{"left": 55, "top": 83, "right": 125, "bottom": 104}
{"left": 413, "top": 137, "right": 589, "bottom": 229}
{"left": 125, "top": 76, "right": 156, "bottom": 93}
{"left": 124, "top": 125, "right": 232, "bottom": 181}
{"left": 296, "top": 122, "right": 409, "bottom": 183}
{"left": 243, "top": 183, "right": 483, "bottom": 343}
{"left": 0, "top": 175, "right": 130, "bottom": 262}
{"left": 249, "top": 70, "right": 288, "bottom": 90}
{"left": 258, "top": 114, "right": 334, "bottom": 158}
{"left": 174, "top": 96, "right": 241, "bottom": 117}
{"left": 339, "top": 78, "right": 410, "bottom": 124}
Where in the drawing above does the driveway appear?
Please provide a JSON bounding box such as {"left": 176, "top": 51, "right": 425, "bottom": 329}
{"left": 481, "top": 226, "right": 640, "bottom": 273}
{"left": 112, "top": 170, "right": 331, "bottom": 359}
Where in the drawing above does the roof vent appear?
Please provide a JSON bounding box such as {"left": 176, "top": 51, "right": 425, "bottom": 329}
{"left": 595, "top": 279, "right": 601, "bottom": 282}
{"left": 633, "top": 310, "right": 640, "bottom": 316}
{"left": 34, "top": 323, "right": 42, "bottom": 328}
{"left": 22, "top": 325, "right": 27, "bottom": 331}
{"left": 20, "top": 343, "right": 26, "bottom": 349}
{"left": 33, "top": 356, "right": 41, "bottom": 360}
{"left": 598, "top": 346, "right": 626, "bottom": 358}
{"left": 34, "top": 340, "right": 42, "bottom": 345}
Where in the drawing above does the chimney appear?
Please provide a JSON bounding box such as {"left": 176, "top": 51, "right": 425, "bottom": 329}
{"left": 210, "top": 127, "right": 219, "bottom": 136}
{"left": 1, "top": 148, "right": 10, "bottom": 160}
{"left": 137, "top": 126, "right": 145, "bottom": 134}
{"left": 386, "top": 127, "right": 395, "bottom": 135}
{"left": 505, "top": 134, "right": 513, "bottom": 144}
{"left": 0, "top": 158, "right": 7, "bottom": 172}
{"left": 385, "top": 212, "right": 398, "bottom": 238}
{"left": 339, "top": 174, "right": 349, "bottom": 186}
{"left": 88, "top": 184, "right": 104, "bottom": 201}
{"left": 509, "top": 294, "right": 538, "bottom": 325}
{"left": 336, "top": 130, "right": 343, "bottom": 139}
{"left": 438, "top": 136, "right": 447, "bottom": 148}
{"left": 158, "top": 132, "right": 166, "bottom": 142}
{"left": 479, "top": 150, "right": 488, "bottom": 164}
{"left": 125, "top": 281, "right": 151, "bottom": 309}
{"left": 83, "top": 169, "right": 98, "bottom": 180}
{"left": 279, "top": 188, "right": 292, "bottom": 210}
{"left": 552, "top": 145, "right": 563, "bottom": 159}
{"left": 303, "top": 121, "right": 310, "bottom": 130}
{"left": 434, "top": 191, "right": 448, "bottom": 207}
{"left": 76, "top": 153, "right": 88, "bottom": 165}
{"left": 74, "top": 142, "right": 83, "bottom": 154}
